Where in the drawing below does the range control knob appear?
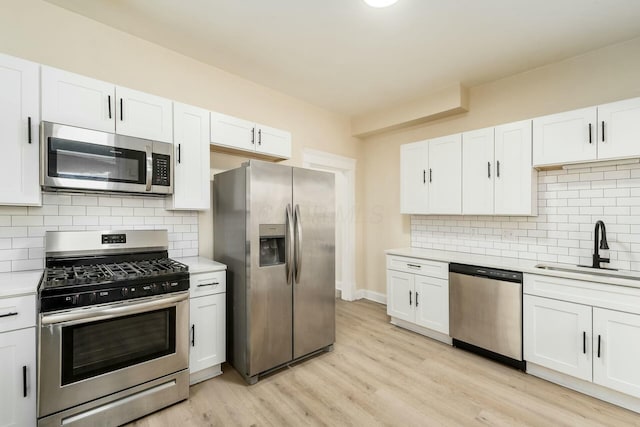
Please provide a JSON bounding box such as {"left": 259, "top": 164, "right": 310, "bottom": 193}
{"left": 121, "top": 287, "right": 129, "bottom": 297}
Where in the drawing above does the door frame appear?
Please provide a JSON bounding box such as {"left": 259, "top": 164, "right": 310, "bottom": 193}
{"left": 303, "top": 149, "right": 357, "bottom": 301}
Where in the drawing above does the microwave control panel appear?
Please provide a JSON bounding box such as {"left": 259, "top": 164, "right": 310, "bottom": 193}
{"left": 152, "top": 153, "right": 171, "bottom": 186}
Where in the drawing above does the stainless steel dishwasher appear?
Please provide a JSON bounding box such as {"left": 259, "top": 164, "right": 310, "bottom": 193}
{"left": 449, "top": 263, "right": 525, "bottom": 370}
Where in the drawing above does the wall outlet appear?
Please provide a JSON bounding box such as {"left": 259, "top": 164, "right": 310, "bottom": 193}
{"left": 501, "top": 229, "right": 516, "bottom": 240}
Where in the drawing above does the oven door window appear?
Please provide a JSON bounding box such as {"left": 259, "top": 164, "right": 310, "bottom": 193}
{"left": 61, "top": 308, "right": 176, "bottom": 385}
{"left": 48, "top": 137, "right": 146, "bottom": 184}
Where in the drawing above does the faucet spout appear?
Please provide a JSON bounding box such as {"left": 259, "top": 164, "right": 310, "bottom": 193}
{"left": 593, "top": 220, "right": 609, "bottom": 268}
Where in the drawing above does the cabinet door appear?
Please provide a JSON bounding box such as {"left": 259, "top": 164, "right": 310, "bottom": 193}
{"left": 115, "top": 86, "right": 173, "bottom": 143}
{"left": 0, "top": 328, "right": 36, "bottom": 427}
{"left": 532, "top": 107, "right": 597, "bottom": 166}
{"left": 170, "top": 102, "right": 211, "bottom": 210}
{"left": 523, "top": 295, "right": 592, "bottom": 381}
{"left": 400, "top": 141, "right": 429, "bottom": 214}
{"left": 593, "top": 308, "right": 640, "bottom": 398}
{"left": 462, "top": 128, "right": 494, "bottom": 215}
{"left": 41, "top": 66, "right": 115, "bottom": 132}
{"left": 414, "top": 275, "right": 449, "bottom": 334}
{"left": 189, "top": 293, "right": 226, "bottom": 374}
{"left": 0, "top": 53, "right": 40, "bottom": 206}
{"left": 210, "top": 112, "right": 255, "bottom": 152}
{"left": 386, "top": 270, "right": 414, "bottom": 322}
{"left": 597, "top": 97, "right": 640, "bottom": 161}
{"left": 428, "top": 134, "right": 462, "bottom": 214}
{"left": 495, "top": 120, "right": 536, "bottom": 215}
{"left": 255, "top": 124, "right": 291, "bottom": 159}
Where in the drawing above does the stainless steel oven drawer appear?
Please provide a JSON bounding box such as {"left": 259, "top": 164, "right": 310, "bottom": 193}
{"left": 38, "top": 369, "right": 189, "bottom": 427}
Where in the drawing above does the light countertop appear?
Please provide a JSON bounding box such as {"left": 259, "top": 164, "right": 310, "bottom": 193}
{"left": 176, "top": 257, "right": 227, "bottom": 274}
{"left": 385, "top": 247, "right": 640, "bottom": 289}
{"left": 0, "top": 269, "right": 42, "bottom": 298}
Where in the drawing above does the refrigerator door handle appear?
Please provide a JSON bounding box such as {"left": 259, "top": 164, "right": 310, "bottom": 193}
{"left": 286, "top": 204, "right": 294, "bottom": 285}
{"left": 294, "top": 204, "right": 303, "bottom": 283}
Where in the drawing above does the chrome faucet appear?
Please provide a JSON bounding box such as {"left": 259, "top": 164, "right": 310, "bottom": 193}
{"left": 592, "top": 220, "right": 610, "bottom": 269}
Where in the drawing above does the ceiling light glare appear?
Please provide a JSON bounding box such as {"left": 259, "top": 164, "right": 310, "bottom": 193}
{"left": 364, "top": 0, "right": 399, "bottom": 8}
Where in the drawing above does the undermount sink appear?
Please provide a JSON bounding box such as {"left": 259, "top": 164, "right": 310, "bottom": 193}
{"left": 535, "top": 264, "right": 640, "bottom": 281}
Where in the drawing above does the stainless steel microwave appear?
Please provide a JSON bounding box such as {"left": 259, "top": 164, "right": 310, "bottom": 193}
{"left": 41, "top": 122, "right": 173, "bottom": 195}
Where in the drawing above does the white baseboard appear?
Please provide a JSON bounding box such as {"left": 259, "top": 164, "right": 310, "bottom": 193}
{"left": 189, "top": 364, "right": 222, "bottom": 386}
{"left": 390, "top": 317, "right": 452, "bottom": 345}
{"left": 354, "top": 289, "right": 387, "bottom": 304}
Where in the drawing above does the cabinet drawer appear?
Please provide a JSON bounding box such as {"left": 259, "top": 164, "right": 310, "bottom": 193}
{"left": 387, "top": 256, "right": 448, "bottom": 279}
{"left": 189, "top": 271, "right": 226, "bottom": 298}
{"left": 0, "top": 295, "right": 36, "bottom": 333}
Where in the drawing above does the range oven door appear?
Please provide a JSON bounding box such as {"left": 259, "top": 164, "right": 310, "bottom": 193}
{"left": 41, "top": 121, "right": 172, "bottom": 194}
{"left": 38, "top": 292, "right": 188, "bottom": 418}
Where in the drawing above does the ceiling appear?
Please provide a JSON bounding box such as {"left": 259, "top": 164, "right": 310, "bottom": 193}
{"left": 45, "top": 0, "right": 640, "bottom": 116}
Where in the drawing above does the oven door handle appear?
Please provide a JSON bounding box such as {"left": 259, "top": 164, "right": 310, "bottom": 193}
{"left": 40, "top": 292, "right": 188, "bottom": 326}
{"left": 145, "top": 145, "right": 153, "bottom": 191}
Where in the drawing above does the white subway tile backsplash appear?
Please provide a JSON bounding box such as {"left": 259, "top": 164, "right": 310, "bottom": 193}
{"left": 0, "top": 192, "right": 199, "bottom": 272}
{"left": 411, "top": 162, "right": 640, "bottom": 271}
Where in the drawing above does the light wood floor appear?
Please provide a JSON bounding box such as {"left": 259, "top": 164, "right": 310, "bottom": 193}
{"left": 128, "top": 299, "right": 640, "bottom": 426}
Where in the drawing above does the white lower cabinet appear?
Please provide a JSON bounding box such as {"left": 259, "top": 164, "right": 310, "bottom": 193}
{"left": 524, "top": 273, "right": 640, "bottom": 409}
{"left": 0, "top": 327, "right": 36, "bottom": 427}
{"left": 386, "top": 255, "right": 449, "bottom": 340}
{"left": 189, "top": 269, "right": 226, "bottom": 385}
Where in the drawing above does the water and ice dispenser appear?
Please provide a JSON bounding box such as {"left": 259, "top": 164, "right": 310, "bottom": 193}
{"left": 259, "top": 224, "right": 286, "bottom": 267}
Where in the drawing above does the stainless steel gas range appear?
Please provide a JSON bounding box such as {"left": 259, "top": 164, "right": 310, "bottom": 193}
{"left": 37, "top": 230, "right": 190, "bottom": 427}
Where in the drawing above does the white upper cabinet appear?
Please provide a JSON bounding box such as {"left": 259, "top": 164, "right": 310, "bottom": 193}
{"left": 42, "top": 66, "right": 173, "bottom": 142}
{"left": 428, "top": 134, "right": 462, "bottom": 214}
{"left": 168, "top": 102, "right": 210, "bottom": 210}
{"left": 597, "top": 97, "right": 640, "bottom": 161}
{"left": 210, "top": 111, "right": 291, "bottom": 160}
{"left": 0, "top": 53, "right": 40, "bottom": 206}
{"left": 400, "top": 140, "right": 429, "bottom": 214}
{"left": 494, "top": 120, "right": 536, "bottom": 215}
{"left": 533, "top": 97, "right": 640, "bottom": 167}
{"left": 115, "top": 86, "right": 173, "bottom": 143}
{"left": 462, "top": 127, "right": 494, "bottom": 215}
{"left": 41, "top": 66, "right": 115, "bottom": 133}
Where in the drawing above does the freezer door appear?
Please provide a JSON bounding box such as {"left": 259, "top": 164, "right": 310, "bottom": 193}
{"left": 292, "top": 167, "right": 336, "bottom": 359}
{"left": 248, "top": 161, "right": 293, "bottom": 375}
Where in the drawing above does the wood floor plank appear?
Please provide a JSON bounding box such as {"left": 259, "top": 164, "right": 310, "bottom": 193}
{"left": 127, "top": 299, "right": 640, "bottom": 427}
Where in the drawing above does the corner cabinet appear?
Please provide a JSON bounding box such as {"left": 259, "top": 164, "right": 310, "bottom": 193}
{"left": 0, "top": 53, "right": 40, "bottom": 206}
{"left": 524, "top": 273, "right": 640, "bottom": 411}
{"left": 533, "top": 97, "right": 640, "bottom": 167}
{"left": 0, "top": 294, "right": 36, "bottom": 427}
{"left": 189, "top": 269, "right": 226, "bottom": 385}
{"left": 167, "top": 103, "right": 211, "bottom": 210}
{"left": 41, "top": 66, "right": 173, "bottom": 142}
{"left": 210, "top": 111, "right": 291, "bottom": 160}
{"left": 386, "top": 255, "right": 450, "bottom": 343}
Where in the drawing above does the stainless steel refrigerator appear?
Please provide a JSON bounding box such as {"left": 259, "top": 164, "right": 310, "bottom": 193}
{"left": 213, "top": 160, "right": 335, "bottom": 384}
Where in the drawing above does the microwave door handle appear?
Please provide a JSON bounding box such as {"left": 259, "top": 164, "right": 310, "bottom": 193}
{"left": 145, "top": 145, "right": 153, "bottom": 191}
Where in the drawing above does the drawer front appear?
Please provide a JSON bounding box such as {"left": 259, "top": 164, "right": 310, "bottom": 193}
{"left": 189, "top": 271, "right": 226, "bottom": 298}
{"left": 0, "top": 294, "right": 36, "bottom": 332}
{"left": 387, "top": 256, "right": 448, "bottom": 279}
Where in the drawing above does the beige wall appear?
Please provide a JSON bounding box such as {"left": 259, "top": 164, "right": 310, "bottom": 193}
{"left": 0, "top": 0, "right": 365, "bottom": 288}
{"left": 362, "top": 36, "right": 640, "bottom": 295}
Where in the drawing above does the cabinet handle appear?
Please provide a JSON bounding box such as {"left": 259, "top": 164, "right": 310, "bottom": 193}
{"left": 120, "top": 98, "right": 123, "bottom": 121}
{"left": 258, "top": 129, "right": 262, "bottom": 145}
{"left": 497, "top": 160, "right": 500, "bottom": 178}
{"left": 23, "top": 366, "right": 27, "bottom": 398}
{"left": 251, "top": 127, "right": 255, "bottom": 144}
{"left": 27, "top": 117, "right": 32, "bottom": 144}
{"left": 409, "top": 290, "right": 412, "bottom": 306}
{"left": 583, "top": 331, "right": 586, "bottom": 354}
{"left": 191, "top": 324, "right": 195, "bottom": 347}
{"left": 429, "top": 168, "right": 432, "bottom": 183}
{"left": 177, "top": 143, "right": 181, "bottom": 164}
{"left": 601, "top": 121, "right": 605, "bottom": 142}
{"left": 0, "top": 311, "right": 18, "bottom": 318}
{"left": 415, "top": 292, "right": 419, "bottom": 307}
{"left": 108, "top": 95, "right": 112, "bottom": 119}
{"left": 588, "top": 123, "right": 592, "bottom": 144}
{"left": 197, "top": 282, "right": 219, "bottom": 287}
{"left": 597, "top": 335, "right": 601, "bottom": 358}
{"left": 488, "top": 161, "right": 491, "bottom": 178}
{"left": 423, "top": 169, "right": 426, "bottom": 184}
{"left": 406, "top": 263, "right": 421, "bottom": 269}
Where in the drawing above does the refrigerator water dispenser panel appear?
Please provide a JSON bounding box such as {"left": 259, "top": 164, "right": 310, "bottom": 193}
{"left": 259, "top": 224, "right": 286, "bottom": 267}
